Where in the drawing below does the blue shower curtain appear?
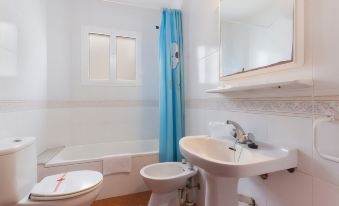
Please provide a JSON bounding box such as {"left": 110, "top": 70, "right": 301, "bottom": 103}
{"left": 159, "top": 9, "right": 185, "bottom": 162}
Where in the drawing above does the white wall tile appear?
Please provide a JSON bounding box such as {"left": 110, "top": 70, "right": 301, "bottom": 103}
{"left": 312, "top": 0, "right": 339, "bottom": 96}
{"left": 266, "top": 115, "right": 313, "bottom": 174}
{"left": 69, "top": 107, "right": 159, "bottom": 146}
{"left": 238, "top": 177, "right": 267, "bottom": 206}
{"left": 1, "top": 0, "right": 161, "bottom": 154}
{"left": 313, "top": 120, "right": 339, "bottom": 186}
{"left": 182, "top": 0, "right": 339, "bottom": 205}
{"left": 0, "top": 0, "right": 47, "bottom": 100}
{"left": 0, "top": 112, "right": 18, "bottom": 138}
{"left": 44, "top": 109, "right": 72, "bottom": 148}
{"left": 313, "top": 178, "right": 339, "bottom": 206}
{"left": 266, "top": 171, "right": 313, "bottom": 206}
{"left": 0, "top": 110, "right": 47, "bottom": 154}
{"left": 37, "top": 106, "right": 159, "bottom": 150}
{"left": 183, "top": 0, "right": 220, "bottom": 100}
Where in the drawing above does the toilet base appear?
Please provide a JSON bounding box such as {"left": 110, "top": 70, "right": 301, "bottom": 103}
{"left": 148, "top": 191, "right": 181, "bottom": 206}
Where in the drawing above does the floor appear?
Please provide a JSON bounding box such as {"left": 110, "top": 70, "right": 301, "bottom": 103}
{"left": 92, "top": 191, "right": 151, "bottom": 206}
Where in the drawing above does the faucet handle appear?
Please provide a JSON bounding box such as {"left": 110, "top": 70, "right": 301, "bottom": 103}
{"left": 246, "top": 133, "right": 256, "bottom": 141}
{"left": 187, "top": 162, "right": 194, "bottom": 171}
{"left": 245, "top": 133, "right": 259, "bottom": 149}
{"left": 230, "top": 128, "right": 237, "bottom": 138}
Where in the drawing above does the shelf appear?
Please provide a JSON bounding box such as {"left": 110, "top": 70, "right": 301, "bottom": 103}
{"left": 206, "top": 80, "right": 313, "bottom": 94}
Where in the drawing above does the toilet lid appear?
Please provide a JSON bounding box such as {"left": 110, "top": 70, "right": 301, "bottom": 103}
{"left": 30, "top": 170, "right": 103, "bottom": 200}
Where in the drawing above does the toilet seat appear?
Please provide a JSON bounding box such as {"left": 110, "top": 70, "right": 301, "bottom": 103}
{"left": 30, "top": 170, "right": 103, "bottom": 201}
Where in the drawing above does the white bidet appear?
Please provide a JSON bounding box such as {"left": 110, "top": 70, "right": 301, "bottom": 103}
{"left": 140, "top": 162, "right": 197, "bottom": 206}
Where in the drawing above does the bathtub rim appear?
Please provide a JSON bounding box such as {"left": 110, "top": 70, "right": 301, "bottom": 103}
{"left": 44, "top": 151, "right": 159, "bottom": 168}
{"left": 41, "top": 139, "right": 159, "bottom": 168}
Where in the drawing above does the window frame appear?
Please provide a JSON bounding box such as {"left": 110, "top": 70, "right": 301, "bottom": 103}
{"left": 81, "top": 26, "right": 142, "bottom": 86}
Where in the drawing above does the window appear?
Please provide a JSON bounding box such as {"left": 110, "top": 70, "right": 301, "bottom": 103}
{"left": 82, "top": 27, "right": 141, "bottom": 86}
{"left": 89, "top": 33, "right": 110, "bottom": 80}
{"left": 116, "top": 36, "right": 136, "bottom": 81}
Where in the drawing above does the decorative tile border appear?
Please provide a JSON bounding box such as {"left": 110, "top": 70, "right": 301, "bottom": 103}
{"left": 46, "top": 100, "right": 158, "bottom": 109}
{"left": 0, "top": 101, "right": 46, "bottom": 113}
{"left": 186, "top": 98, "right": 339, "bottom": 117}
{"left": 0, "top": 100, "right": 158, "bottom": 113}
{"left": 2, "top": 98, "right": 339, "bottom": 117}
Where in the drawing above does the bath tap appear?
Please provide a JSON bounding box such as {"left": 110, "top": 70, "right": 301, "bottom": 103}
{"left": 226, "top": 120, "right": 258, "bottom": 149}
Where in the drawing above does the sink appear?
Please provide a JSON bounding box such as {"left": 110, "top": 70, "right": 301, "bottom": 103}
{"left": 179, "top": 135, "right": 297, "bottom": 177}
{"left": 179, "top": 135, "right": 298, "bottom": 206}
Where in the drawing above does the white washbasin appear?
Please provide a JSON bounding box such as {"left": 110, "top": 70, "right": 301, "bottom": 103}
{"left": 179, "top": 135, "right": 297, "bottom": 177}
{"left": 179, "top": 135, "right": 298, "bottom": 206}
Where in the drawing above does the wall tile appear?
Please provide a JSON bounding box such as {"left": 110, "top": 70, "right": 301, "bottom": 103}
{"left": 238, "top": 177, "right": 267, "bottom": 206}
{"left": 313, "top": 120, "right": 339, "bottom": 186}
{"left": 266, "top": 171, "right": 313, "bottom": 206}
{"left": 266, "top": 115, "right": 313, "bottom": 174}
{"left": 312, "top": 0, "right": 339, "bottom": 96}
{"left": 313, "top": 178, "right": 339, "bottom": 206}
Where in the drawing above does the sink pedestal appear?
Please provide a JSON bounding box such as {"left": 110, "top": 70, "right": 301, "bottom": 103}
{"left": 202, "top": 170, "right": 239, "bottom": 206}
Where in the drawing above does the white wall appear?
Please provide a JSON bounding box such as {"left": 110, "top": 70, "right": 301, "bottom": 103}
{"left": 43, "top": 0, "right": 161, "bottom": 149}
{"left": 43, "top": 105, "right": 159, "bottom": 150}
{"left": 47, "top": 0, "right": 160, "bottom": 101}
{"left": 0, "top": 0, "right": 47, "bottom": 101}
{"left": 0, "top": 0, "right": 160, "bottom": 153}
{"left": 182, "top": 0, "right": 339, "bottom": 205}
{"left": 0, "top": 0, "right": 48, "bottom": 153}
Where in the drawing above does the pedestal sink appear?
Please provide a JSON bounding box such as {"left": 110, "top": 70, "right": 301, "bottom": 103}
{"left": 179, "top": 135, "right": 298, "bottom": 206}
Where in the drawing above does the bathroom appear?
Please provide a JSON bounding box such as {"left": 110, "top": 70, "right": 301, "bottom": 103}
{"left": 0, "top": 0, "right": 339, "bottom": 205}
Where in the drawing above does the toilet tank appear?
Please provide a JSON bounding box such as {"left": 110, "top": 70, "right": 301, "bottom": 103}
{"left": 0, "top": 137, "right": 37, "bottom": 206}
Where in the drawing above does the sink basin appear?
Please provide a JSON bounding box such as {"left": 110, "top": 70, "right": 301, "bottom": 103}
{"left": 179, "top": 135, "right": 298, "bottom": 206}
{"left": 179, "top": 135, "right": 297, "bottom": 178}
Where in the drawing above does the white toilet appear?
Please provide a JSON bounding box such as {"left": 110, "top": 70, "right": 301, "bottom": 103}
{"left": 0, "top": 137, "right": 103, "bottom": 206}
{"left": 140, "top": 162, "right": 198, "bottom": 206}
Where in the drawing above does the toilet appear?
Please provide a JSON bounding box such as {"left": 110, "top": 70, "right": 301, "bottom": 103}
{"left": 0, "top": 137, "right": 103, "bottom": 206}
{"left": 140, "top": 162, "right": 198, "bottom": 206}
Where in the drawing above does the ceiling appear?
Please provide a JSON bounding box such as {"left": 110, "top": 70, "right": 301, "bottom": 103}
{"left": 103, "top": 0, "right": 183, "bottom": 10}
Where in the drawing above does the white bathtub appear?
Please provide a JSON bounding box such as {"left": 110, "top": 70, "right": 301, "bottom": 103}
{"left": 46, "top": 139, "right": 158, "bottom": 167}
{"left": 38, "top": 139, "right": 159, "bottom": 200}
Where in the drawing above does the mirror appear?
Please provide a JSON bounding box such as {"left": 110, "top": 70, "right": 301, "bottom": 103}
{"left": 220, "top": 0, "right": 295, "bottom": 77}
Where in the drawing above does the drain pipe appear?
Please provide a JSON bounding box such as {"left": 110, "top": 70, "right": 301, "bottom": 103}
{"left": 185, "top": 186, "right": 195, "bottom": 206}
{"left": 180, "top": 177, "right": 200, "bottom": 206}
{"left": 179, "top": 188, "right": 187, "bottom": 206}
{"left": 239, "top": 194, "right": 256, "bottom": 206}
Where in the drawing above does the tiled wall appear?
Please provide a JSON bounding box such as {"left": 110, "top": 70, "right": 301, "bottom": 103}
{"left": 182, "top": 0, "right": 339, "bottom": 205}
{"left": 185, "top": 100, "right": 339, "bottom": 206}
{"left": 46, "top": 0, "right": 160, "bottom": 101}
{"left": 0, "top": 101, "right": 159, "bottom": 154}
{"left": 0, "top": 0, "right": 160, "bottom": 154}
{"left": 0, "top": 0, "right": 48, "bottom": 153}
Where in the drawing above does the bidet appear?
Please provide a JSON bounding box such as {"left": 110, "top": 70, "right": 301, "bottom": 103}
{"left": 140, "top": 162, "right": 198, "bottom": 206}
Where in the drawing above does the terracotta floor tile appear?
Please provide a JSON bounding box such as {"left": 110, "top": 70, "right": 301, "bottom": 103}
{"left": 92, "top": 191, "right": 151, "bottom": 206}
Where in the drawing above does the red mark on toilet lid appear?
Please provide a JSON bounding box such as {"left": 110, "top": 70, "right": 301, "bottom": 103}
{"left": 53, "top": 173, "right": 67, "bottom": 192}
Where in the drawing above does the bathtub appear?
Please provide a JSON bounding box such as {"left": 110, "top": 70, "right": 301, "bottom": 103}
{"left": 38, "top": 139, "right": 159, "bottom": 200}
{"left": 45, "top": 139, "right": 158, "bottom": 167}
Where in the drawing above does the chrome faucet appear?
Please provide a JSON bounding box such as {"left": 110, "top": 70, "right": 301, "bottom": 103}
{"left": 226, "top": 120, "right": 247, "bottom": 143}
{"left": 226, "top": 120, "right": 258, "bottom": 149}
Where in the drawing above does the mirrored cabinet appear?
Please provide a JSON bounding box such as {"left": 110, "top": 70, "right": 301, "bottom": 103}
{"left": 210, "top": 0, "right": 309, "bottom": 93}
